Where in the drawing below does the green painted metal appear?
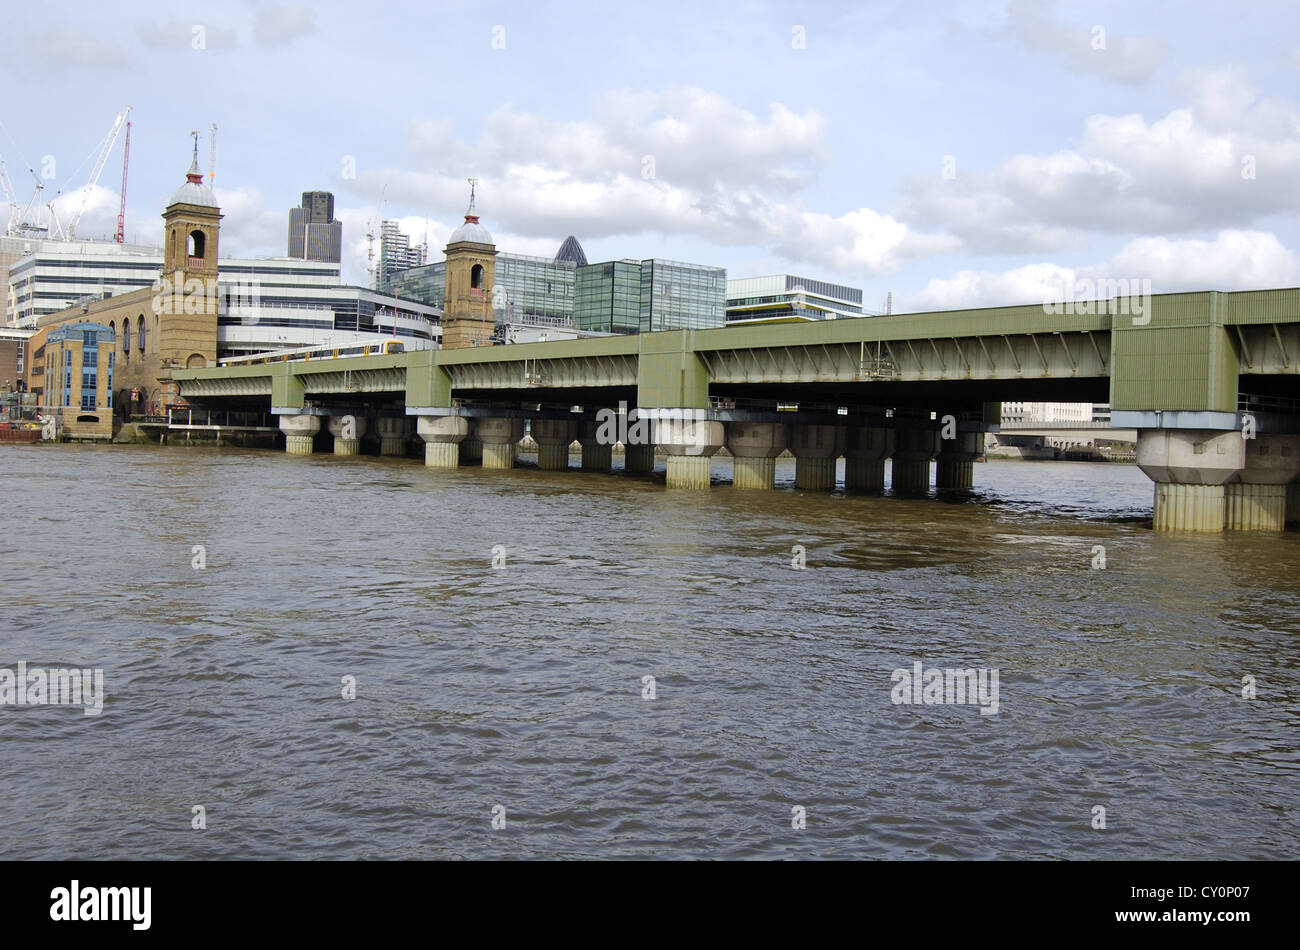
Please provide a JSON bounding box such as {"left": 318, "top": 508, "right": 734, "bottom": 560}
{"left": 170, "top": 288, "right": 1300, "bottom": 413}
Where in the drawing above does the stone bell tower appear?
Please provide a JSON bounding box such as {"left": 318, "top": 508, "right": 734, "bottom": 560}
{"left": 158, "top": 133, "right": 222, "bottom": 374}
{"left": 440, "top": 179, "right": 496, "bottom": 349}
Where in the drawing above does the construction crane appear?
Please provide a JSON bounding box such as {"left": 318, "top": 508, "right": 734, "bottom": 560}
{"left": 114, "top": 121, "right": 131, "bottom": 244}
{"left": 52, "top": 105, "right": 130, "bottom": 241}
{"left": 208, "top": 123, "right": 217, "bottom": 184}
{"left": 365, "top": 184, "right": 387, "bottom": 289}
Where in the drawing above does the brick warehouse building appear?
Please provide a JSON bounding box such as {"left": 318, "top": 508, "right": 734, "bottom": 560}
{"left": 28, "top": 145, "right": 221, "bottom": 437}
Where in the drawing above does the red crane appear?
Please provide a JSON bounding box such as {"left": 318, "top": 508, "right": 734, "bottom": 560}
{"left": 114, "top": 121, "right": 130, "bottom": 243}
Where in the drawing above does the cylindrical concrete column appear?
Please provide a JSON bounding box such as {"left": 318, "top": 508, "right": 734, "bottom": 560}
{"left": 789, "top": 424, "right": 842, "bottom": 491}
{"left": 625, "top": 443, "right": 655, "bottom": 473}
{"left": 477, "top": 417, "right": 525, "bottom": 470}
{"left": 843, "top": 425, "right": 893, "bottom": 492}
{"left": 726, "top": 422, "right": 788, "bottom": 490}
{"left": 377, "top": 417, "right": 407, "bottom": 456}
{"left": 891, "top": 425, "right": 940, "bottom": 494}
{"left": 936, "top": 431, "right": 983, "bottom": 492}
{"left": 655, "top": 416, "right": 724, "bottom": 489}
{"left": 279, "top": 414, "right": 320, "bottom": 455}
{"left": 327, "top": 415, "right": 367, "bottom": 457}
{"left": 531, "top": 419, "right": 576, "bottom": 471}
{"left": 1137, "top": 429, "right": 1245, "bottom": 532}
{"left": 577, "top": 420, "right": 613, "bottom": 472}
{"left": 1225, "top": 483, "right": 1287, "bottom": 531}
{"left": 417, "top": 415, "right": 469, "bottom": 469}
{"left": 1224, "top": 434, "right": 1300, "bottom": 531}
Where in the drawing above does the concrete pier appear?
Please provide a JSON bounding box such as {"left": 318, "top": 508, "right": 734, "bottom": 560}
{"left": 655, "top": 416, "right": 724, "bottom": 489}
{"left": 1224, "top": 434, "right": 1300, "bottom": 531}
{"left": 789, "top": 425, "right": 842, "bottom": 491}
{"left": 726, "top": 422, "right": 788, "bottom": 490}
{"left": 278, "top": 414, "right": 320, "bottom": 456}
{"left": 892, "top": 425, "right": 940, "bottom": 494}
{"left": 328, "top": 415, "right": 366, "bottom": 456}
{"left": 1137, "top": 430, "right": 1244, "bottom": 532}
{"left": 532, "top": 419, "right": 576, "bottom": 471}
{"left": 377, "top": 416, "right": 407, "bottom": 456}
{"left": 477, "top": 417, "right": 524, "bottom": 470}
{"left": 417, "top": 415, "right": 469, "bottom": 469}
{"left": 578, "top": 421, "right": 612, "bottom": 472}
{"left": 624, "top": 442, "right": 655, "bottom": 473}
{"left": 843, "top": 425, "right": 893, "bottom": 492}
{"left": 936, "top": 431, "right": 983, "bottom": 492}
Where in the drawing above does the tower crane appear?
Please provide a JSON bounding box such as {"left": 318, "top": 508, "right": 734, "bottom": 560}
{"left": 55, "top": 105, "right": 130, "bottom": 241}
{"left": 208, "top": 123, "right": 217, "bottom": 183}
{"left": 114, "top": 120, "right": 131, "bottom": 244}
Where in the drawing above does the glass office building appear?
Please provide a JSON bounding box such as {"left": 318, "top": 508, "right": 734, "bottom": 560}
{"left": 576, "top": 258, "right": 725, "bottom": 334}
{"left": 385, "top": 253, "right": 576, "bottom": 329}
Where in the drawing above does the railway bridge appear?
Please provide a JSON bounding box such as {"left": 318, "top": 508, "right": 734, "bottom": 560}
{"left": 173, "top": 287, "right": 1300, "bottom": 532}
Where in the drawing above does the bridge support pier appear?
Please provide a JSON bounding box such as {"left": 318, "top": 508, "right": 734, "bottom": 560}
{"left": 459, "top": 425, "right": 483, "bottom": 466}
{"left": 278, "top": 414, "right": 320, "bottom": 456}
{"left": 417, "top": 415, "right": 468, "bottom": 469}
{"left": 377, "top": 417, "right": 407, "bottom": 456}
{"left": 892, "top": 424, "right": 940, "bottom": 494}
{"left": 579, "top": 421, "right": 612, "bottom": 472}
{"left": 936, "top": 431, "right": 983, "bottom": 493}
{"left": 790, "top": 425, "right": 842, "bottom": 491}
{"left": 1137, "top": 430, "right": 1244, "bottom": 532}
{"left": 1224, "top": 434, "right": 1300, "bottom": 531}
{"left": 843, "top": 426, "right": 893, "bottom": 492}
{"left": 532, "top": 420, "right": 576, "bottom": 471}
{"left": 327, "top": 415, "right": 367, "bottom": 456}
{"left": 726, "top": 422, "right": 787, "bottom": 490}
{"left": 655, "top": 416, "right": 724, "bottom": 489}
{"left": 477, "top": 417, "right": 524, "bottom": 470}
{"left": 624, "top": 442, "right": 655, "bottom": 473}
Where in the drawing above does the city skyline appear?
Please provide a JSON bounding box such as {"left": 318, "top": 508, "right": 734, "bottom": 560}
{"left": 2, "top": 0, "right": 1298, "bottom": 313}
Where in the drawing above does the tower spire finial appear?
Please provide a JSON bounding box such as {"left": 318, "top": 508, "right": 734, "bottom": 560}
{"left": 464, "top": 177, "right": 480, "bottom": 223}
{"left": 186, "top": 130, "right": 203, "bottom": 183}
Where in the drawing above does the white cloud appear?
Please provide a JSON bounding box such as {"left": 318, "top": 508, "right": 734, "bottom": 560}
{"left": 251, "top": 2, "right": 316, "bottom": 48}
{"left": 910, "top": 229, "right": 1300, "bottom": 311}
{"left": 1001, "top": 0, "right": 1167, "bottom": 85}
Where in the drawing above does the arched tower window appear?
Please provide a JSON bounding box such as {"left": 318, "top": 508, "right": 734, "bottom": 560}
{"left": 137, "top": 313, "right": 146, "bottom": 352}
{"left": 121, "top": 317, "right": 130, "bottom": 363}
{"left": 471, "top": 264, "right": 484, "bottom": 289}
{"left": 188, "top": 230, "right": 206, "bottom": 260}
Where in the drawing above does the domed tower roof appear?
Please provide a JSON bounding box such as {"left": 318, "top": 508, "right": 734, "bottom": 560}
{"left": 167, "top": 145, "right": 218, "bottom": 209}
{"left": 554, "top": 235, "right": 588, "bottom": 266}
{"left": 447, "top": 178, "right": 493, "bottom": 245}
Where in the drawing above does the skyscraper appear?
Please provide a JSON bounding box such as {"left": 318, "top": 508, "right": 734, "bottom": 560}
{"left": 376, "top": 220, "right": 427, "bottom": 289}
{"left": 288, "top": 191, "right": 342, "bottom": 263}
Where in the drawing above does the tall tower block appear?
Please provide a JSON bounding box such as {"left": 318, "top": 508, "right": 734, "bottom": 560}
{"left": 440, "top": 180, "right": 496, "bottom": 349}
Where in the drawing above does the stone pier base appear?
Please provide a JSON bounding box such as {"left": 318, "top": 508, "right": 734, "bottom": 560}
{"left": 625, "top": 443, "right": 655, "bottom": 473}
{"left": 537, "top": 442, "right": 571, "bottom": 470}
{"left": 844, "top": 458, "right": 885, "bottom": 492}
{"left": 581, "top": 443, "right": 612, "bottom": 472}
{"left": 794, "top": 456, "right": 836, "bottom": 491}
{"left": 936, "top": 458, "right": 974, "bottom": 492}
{"left": 380, "top": 437, "right": 405, "bottom": 456}
{"left": 1153, "top": 483, "right": 1225, "bottom": 532}
{"left": 892, "top": 459, "right": 931, "bottom": 494}
{"left": 666, "top": 455, "right": 712, "bottom": 489}
{"left": 285, "top": 435, "right": 314, "bottom": 456}
{"left": 334, "top": 438, "right": 361, "bottom": 456}
{"left": 733, "top": 456, "right": 776, "bottom": 490}
{"left": 483, "top": 442, "right": 516, "bottom": 469}
{"left": 425, "top": 442, "right": 460, "bottom": 469}
{"left": 1225, "top": 483, "right": 1286, "bottom": 531}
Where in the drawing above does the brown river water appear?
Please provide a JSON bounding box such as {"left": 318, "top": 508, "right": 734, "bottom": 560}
{"left": 1, "top": 443, "right": 1297, "bottom": 859}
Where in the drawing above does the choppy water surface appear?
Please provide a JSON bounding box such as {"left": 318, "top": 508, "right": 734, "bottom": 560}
{"left": 2, "top": 443, "right": 1297, "bottom": 859}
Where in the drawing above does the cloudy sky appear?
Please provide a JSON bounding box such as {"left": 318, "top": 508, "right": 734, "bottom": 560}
{"left": 3, "top": 0, "right": 1298, "bottom": 311}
